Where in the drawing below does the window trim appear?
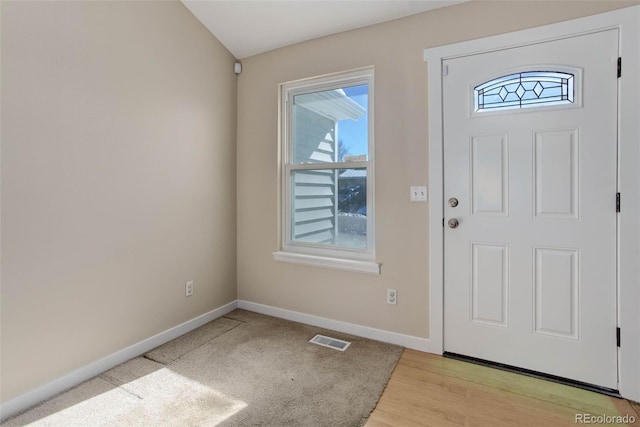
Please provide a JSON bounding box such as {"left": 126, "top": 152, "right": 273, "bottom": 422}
{"left": 275, "top": 67, "right": 378, "bottom": 273}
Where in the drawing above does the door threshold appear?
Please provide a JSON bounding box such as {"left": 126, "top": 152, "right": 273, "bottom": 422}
{"left": 443, "top": 352, "right": 620, "bottom": 398}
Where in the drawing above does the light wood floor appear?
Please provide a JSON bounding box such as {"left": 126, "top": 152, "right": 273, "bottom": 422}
{"left": 366, "top": 349, "right": 640, "bottom": 426}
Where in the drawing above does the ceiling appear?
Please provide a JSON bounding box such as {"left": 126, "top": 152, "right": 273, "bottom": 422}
{"left": 181, "top": 1, "right": 466, "bottom": 60}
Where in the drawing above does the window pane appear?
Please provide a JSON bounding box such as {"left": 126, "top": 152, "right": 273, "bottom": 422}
{"left": 475, "top": 71, "right": 574, "bottom": 112}
{"left": 291, "top": 168, "right": 367, "bottom": 249}
{"left": 292, "top": 84, "right": 368, "bottom": 164}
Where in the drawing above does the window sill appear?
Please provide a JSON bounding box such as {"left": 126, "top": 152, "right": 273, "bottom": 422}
{"left": 273, "top": 251, "right": 381, "bottom": 275}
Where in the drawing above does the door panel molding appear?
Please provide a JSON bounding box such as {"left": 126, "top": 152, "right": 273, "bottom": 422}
{"left": 424, "top": 5, "right": 640, "bottom": 401}
{"left": 534, "top": 246, "right": 579, "bottom": 340}
{"left": 533, "top": 128, "right": 579, "bottom": 219}
{"left": 471, "top": 243, "right": 509, "bottom": 327}
{"left": 470, "top": 134, "right": 509, "bottom": 216}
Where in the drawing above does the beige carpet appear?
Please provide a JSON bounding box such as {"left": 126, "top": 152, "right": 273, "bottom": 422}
{"left": 3, "top": 310, "right": 403, "bottom": 426}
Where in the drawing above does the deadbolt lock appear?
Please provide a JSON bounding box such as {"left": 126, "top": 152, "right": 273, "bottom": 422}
{"left": 448, "top": 197, "right": 459, "bottom": 207}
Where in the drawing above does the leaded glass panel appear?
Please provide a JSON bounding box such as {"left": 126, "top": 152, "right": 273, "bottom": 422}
{"left": 475, "top": 71, "right": 574, "bottom": 112}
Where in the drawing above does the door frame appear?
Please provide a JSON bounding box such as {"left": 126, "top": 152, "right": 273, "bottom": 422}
{"left": 424, "top": 5, "right": 640, "bottom": 401}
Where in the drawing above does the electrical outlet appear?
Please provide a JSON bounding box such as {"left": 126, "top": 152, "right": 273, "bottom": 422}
{"left": 410, "top": 186, "right": 427, "bottom": 202}
{"left": 387, "top": 288, "right": 397, "bottom": 305}
{"left": 185, "top": 280, "right": 194, "bottom": 297}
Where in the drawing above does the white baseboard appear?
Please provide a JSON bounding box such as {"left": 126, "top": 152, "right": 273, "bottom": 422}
{"left": 0, "top": 300, "right": 238, "bottom": 422}
{"left": 237, "top": 300, "right": 430, "bottom": 352}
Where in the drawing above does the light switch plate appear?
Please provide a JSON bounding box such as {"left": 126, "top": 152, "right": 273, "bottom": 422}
{"left": 410, "top": 186, "right": 427, "bottom": 202}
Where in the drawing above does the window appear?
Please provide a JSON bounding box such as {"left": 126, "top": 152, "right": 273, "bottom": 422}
{"left": 475, "top": 71, "right": 575, "bottom": 112}
{"left": 274, "top": 68, "right": 378, "bottom": 274}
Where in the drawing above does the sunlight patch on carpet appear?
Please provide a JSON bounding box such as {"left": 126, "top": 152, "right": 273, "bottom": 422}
{"left": 3, "top": 366, "right": 247, "bottom": 426}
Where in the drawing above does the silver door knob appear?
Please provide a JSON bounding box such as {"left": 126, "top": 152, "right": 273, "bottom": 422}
{"left": 448, "top": 218, "right": 459, "bottom": 229}
{"left": 448, "top": 197, "right": 459, "bottom": 207}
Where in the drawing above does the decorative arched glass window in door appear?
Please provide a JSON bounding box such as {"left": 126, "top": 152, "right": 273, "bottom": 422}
{"left": 474, "top": 71, "right": 574, "bottom": 112}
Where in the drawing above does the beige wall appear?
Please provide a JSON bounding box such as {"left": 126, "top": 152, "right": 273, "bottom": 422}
{"left": 1, "top": 1, "right": 237, "bottom": 401}
{"left": 236, "top": 1, "right": 636, "bottom": 339}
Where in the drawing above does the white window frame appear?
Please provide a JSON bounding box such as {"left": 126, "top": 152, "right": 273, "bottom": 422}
{"left": 273, "top": 68, "right": 380, "bottom": 274}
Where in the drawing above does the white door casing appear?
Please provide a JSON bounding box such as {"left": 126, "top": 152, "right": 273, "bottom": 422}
{"left": 424, "top": 6, "right": 640, "bottom": 401}
{"left": 443, "top": 30, "right": 617, "bottom": 389}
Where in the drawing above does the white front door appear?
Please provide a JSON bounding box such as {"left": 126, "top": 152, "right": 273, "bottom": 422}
{"left": 443, "top": 30, "right": 619, "bottom": 389}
